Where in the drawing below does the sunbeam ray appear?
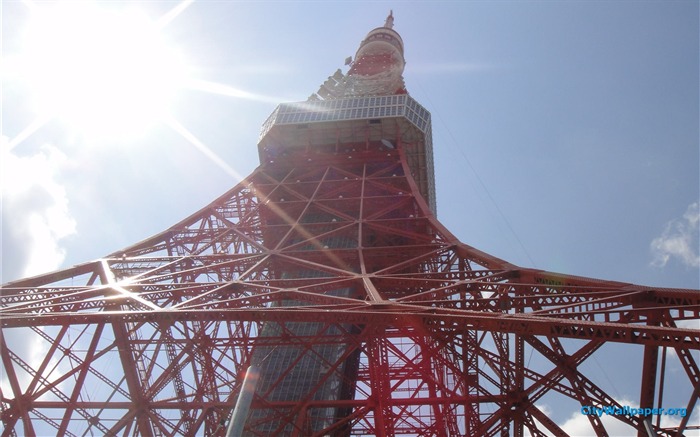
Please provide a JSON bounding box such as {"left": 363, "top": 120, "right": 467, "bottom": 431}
{"left": 163, "top": 113, "right": 351, "bottom": 272}
{"left": 185, "top": 78, "right": 283, "bottom": 104}
{"left": 6, "top": 116, "right": 50, "bottom": 151}
{"left": 156, "top": 0, "right": 195, "bottom": 29}
{"left": 163, "top": 114, "right": 244, "bottom": 181}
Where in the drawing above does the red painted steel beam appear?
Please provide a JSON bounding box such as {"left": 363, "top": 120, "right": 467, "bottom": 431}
{"left": 3, "top": 304, "right": 697, "bottom": 349}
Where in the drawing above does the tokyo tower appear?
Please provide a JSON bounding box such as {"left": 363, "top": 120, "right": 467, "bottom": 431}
{"left": 2, "top": 12, "right": 699, "bottom": 437}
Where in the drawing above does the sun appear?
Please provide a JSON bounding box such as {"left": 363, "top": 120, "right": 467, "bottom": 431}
{"left": 16, "top": 2, "right": 189, "bottom": 141}
{"left": 8, "top": 0, "right": 272, "bottom": 178}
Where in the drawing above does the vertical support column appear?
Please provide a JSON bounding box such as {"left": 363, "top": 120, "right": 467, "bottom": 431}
{"left": 496, "top": 331, "right": 511, "bottom": 437}
{"left": 457, "top": 259, "right": 480, "bottom": 436}
{"left": 513, "top": 335, "right": 525, "bottom": 437}
{"left": 638, "top": 311, "right": 662, "bottom": 437}
{"left": 512, "top": 281, "right": 525, "bottom": 437}
{"left": 638, "top": 342, "right": 659, "bottom": 436}
{"left": 462, "top": 328, "right": 480, "bottom": 436}
{"left": 368, "top": 332, "right": 393, "bottom": 436}
{"left": 655, "top": 347, "right": 667, "bottom": 429}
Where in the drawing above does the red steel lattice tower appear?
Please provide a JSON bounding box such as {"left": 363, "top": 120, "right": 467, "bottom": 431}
{"left": 2, "top": 13, "right": 699, "bottom": 437}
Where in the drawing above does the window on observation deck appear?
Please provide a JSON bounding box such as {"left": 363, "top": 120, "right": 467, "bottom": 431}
{"left": 260, "top": 95, "right": 430, "bottom": 143}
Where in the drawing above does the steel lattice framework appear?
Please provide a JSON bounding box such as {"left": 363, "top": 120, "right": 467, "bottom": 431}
{"left": 2, "top": 13, "right": 699, "bottom": 437}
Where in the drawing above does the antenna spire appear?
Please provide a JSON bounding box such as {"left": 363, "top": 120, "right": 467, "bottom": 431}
{"left": 384, "top": 10, "right": 394, "bottom": 29}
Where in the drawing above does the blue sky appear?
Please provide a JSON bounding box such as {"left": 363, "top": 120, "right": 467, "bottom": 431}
{"left": 2, "top": 1, "right": 699, "bottom": 432}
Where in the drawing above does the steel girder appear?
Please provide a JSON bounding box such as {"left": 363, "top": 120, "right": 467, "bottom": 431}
{"left": 1, "top": 143, "right": 699, "bottom": 436}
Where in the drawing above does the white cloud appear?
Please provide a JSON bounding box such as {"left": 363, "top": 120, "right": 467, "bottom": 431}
{"left": 1, "top": 137, "right": 76, "bottom": 281}
{"left": 650, "top": 202, "right": 700, "bottom": 269}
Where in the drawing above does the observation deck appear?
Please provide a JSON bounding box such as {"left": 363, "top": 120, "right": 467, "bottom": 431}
{"left": 258, "top": 94, "right": 436, "bottom": 213}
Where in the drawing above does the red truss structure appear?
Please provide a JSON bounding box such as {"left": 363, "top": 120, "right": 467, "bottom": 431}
{"left": 2, "top": 12, "right": 699, "bottom": 437}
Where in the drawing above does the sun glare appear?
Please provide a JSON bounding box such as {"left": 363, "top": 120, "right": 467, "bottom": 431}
{"left": 18, "top": 2, "right": 188, "bottom": 140}
{"left": 9, "top": 0, "right": 274, "bottom": 181}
